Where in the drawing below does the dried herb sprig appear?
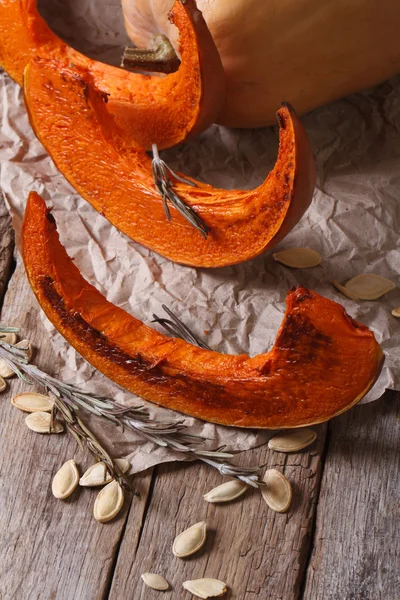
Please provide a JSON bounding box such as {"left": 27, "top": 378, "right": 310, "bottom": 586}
{"left": 151, "top": 144, "right": 209, "bottom": 239}
{"left": 0, "top": 332, "right": 133, "bottom": 490}
{"left": 0, "top": 328, "right": 263, "bottom": 487}
{"left": 50, "top": 393, "right": 135, "bottom": 492}
{"left": 152, "top": 304, "right": 212, "bottom": 350}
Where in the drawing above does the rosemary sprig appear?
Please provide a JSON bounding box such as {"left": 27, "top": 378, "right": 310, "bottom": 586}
{"left": 0, "top": 333, "right": 133, "bottom": 491}
{"left": 0, "top": 328, "right": 263, "bottom": 487}
{"left": 152, "top": 304, "right": 212, "bottom": 350}
{"left": 50, "top": 393, "right": 135, "bottom": 492}
{"left": 151, "top": 144, "right": 209, "bottom": 239}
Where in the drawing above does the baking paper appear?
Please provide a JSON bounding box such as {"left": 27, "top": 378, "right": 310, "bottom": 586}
{"left": 1, "top": 0, "right": 400, "bottom": 472}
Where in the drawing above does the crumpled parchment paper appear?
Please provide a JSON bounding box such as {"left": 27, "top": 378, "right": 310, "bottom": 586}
{"left": 1, "top": 0, "right": 400, "bottom": 473}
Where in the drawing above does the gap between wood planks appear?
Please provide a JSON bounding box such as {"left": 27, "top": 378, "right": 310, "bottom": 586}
{"left": 101, "top": 467, "right": 157, "bottom": 600}
{"left": 299, "top": 425, "right": 331, "bottom": 599}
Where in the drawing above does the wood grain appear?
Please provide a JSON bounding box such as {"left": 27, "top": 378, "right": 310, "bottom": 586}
{"left": 0, "top": 192, "right": 14, "bottom": 304}
{"left": 0, "top": 256, "right": 151, "bottom": 600}
{"left": 109, "top": 427, "right": 327, "bottom": 600}
{"left": 303, "top": 393, "right": 400, "bottom": 600}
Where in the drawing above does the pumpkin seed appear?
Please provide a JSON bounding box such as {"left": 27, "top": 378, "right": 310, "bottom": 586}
{"left": 141, "top": 573, "right": 169, "bottom": 591}
{"left": 0, "top": 358, "right": 15, "bottom": 379}
{"left": 52, "top": 459, "right": 79, "bottom": 500}
{"left": 15, "top": 339, "right": 33, "bottom": 360}
{"left": 25, "top": 411, "right": 63, "bottom": 434}
{"left": 0, "top": 332, "right": 17, "bottom": 345}
{"left": 93, "top": 480, "right": 124, "bottom": 523}
{"left": 0, "top": 339, "right": 33, "bottom": 378}
{"left": 0, "top": 377, "right": 6, "bottom": 392}
{"left": 268, "top": 428, "right": 317, "bottom": 453}
{"left": 392, "top": 305, "right": 400, "bottom": 318}
{"left": 79, "top": 458, "right": 130, "bottom": 487}
{"left": 345, "top": 274, "right": 395, "bottom": 300}
{"left": 262, "top": 469, "right": 292, "bottom": 513}
{"left": 203, "top": 479, "right": 248, "bottom": 503}
{"left": 114, "top": 458, "right": 130, "bottom": 473}
{"left": 11, "top": 392, "right": 54, "bottom": 413}
{"left": 273, "top": 247, "right": 321, "bottom": 268}
{"left": 173, "top": 521, "right": 207, "bottom": 558}
{"left": 182, "top": 578, "right": 227, "bottom": 599}
{"left": 332, "top": 280, "right": 359, "bottom": 301}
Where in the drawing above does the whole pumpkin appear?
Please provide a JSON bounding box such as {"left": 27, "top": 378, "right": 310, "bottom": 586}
{"left": 121, "top": 0, "right": 400, "bottom": 127}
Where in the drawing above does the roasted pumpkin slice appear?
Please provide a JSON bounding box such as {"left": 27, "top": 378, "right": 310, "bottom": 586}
{"left": 0, "top": 0, "right": 224, "bottom": 149}
{"left": 24, "top": 57, "right": 315, "bottom": 268}
{"left": 22, "top": 192, "right": 383, "bottom": 429}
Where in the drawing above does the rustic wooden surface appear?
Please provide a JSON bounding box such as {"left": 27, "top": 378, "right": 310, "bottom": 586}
{"left": 303, "top": 392, "right": 400, "bottom": 600}
{"left": 0, "top": 204, "right": 399, "bottom": 600}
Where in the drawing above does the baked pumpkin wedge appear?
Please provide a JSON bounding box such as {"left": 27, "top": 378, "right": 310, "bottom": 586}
{"left": 0, "top": 0, "right": 224, "bottom": 149}
{"left": 24, "top": 57, "right": 315, "bottom": 267}
{"left": 22, "top": 191, "right": 383, "bottom": 429}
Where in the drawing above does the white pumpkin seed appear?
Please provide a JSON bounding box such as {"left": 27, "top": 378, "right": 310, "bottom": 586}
{"left": 173, "top": 521, "right": 207, "bottom": 558}
{"left": 391, "top": 305, "right": 400, "bottom": 318}
{"left": 25, "top": 411, "right": 63, "bottom": 434}
{"left": 273, "top": 247, "right": 321, "bottom": 268}
{"left": 0, "top": 377, "right": 6, "bottom": 392}
{"left": 182, "top": 578, "right": 227, "bottom": 599}
{"left": 115, "top": 458, "right": 130, "bottom": 472}
{"left": 332, "top": 280, "right": 359, "bottom": 301}
{"left": 262, "top": 469, "right": 292, "bottom": 513}
{"left": 0, "top": 332, "right": 17, "bottom": 345}
{"left": 0, "top": 358, "right": 15, "bottom": 379}
{"left": 203, "top": 480, "right": 248, "bottom": 503}
{"left": 52, "top": 459, "right": 79, "bottom": 500}
{"left": 11, "top": 392, "right": 54, "bottom": 413}
{"left": 15, "top": 339, "right": 33, "bottom": 360}
{"left": 268, "top": 428, "right": 317, "bottom": 453}
{"left": 0, "top": 339, "right": 33, "bottom": 378}
{"left": 93, "top": 480, "right": 124, "bottom": 523}
{"left": 141, "top": 573, "right": 169, "bottom": 591}
{"left": 79, "top": 458, "right": 130, "bottom": 487}
{"left": 344, "top": 274, "right": 395, "bottom": 300}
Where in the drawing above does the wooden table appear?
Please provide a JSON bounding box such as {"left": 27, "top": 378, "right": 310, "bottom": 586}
{"left": 0, "top": 198, "right": 398, "bottom": 600}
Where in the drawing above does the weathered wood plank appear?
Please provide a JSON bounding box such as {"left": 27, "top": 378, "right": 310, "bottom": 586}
{"left": 109, "top": 426, "right": 327, "bottom": 600}
{"left": 303, "top": 393, "right": 400, "bottom": 600}
{"left": 0, "top": 256, "right": 152, "bottom": 600}
{"left": 0, "top": 193, "right": 14, "bottom": 303}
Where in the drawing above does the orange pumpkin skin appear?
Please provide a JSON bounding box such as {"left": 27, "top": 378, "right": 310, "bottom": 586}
{"left": 24, "top": 58, "right": 315, "bottom": 268}
{"left": 22, "top": 191, "right": 383, "bottom": 429}
{"left": 0, "top": 0, "right": 225, "bottom": 149}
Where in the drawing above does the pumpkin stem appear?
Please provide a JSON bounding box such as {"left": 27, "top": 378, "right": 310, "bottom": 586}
{"left": 121, "top": 35, "right": 180, "bottom": 74}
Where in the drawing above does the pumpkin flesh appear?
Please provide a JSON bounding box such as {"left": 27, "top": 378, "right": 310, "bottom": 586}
{"left": 24, "top": 57, "right": 315, "bottom": 267}
{"left": 22, "top": 191, "right": 383, "bottom": 429}
{"left": 0, "top": 0, "right": 225, "bottom": 149}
